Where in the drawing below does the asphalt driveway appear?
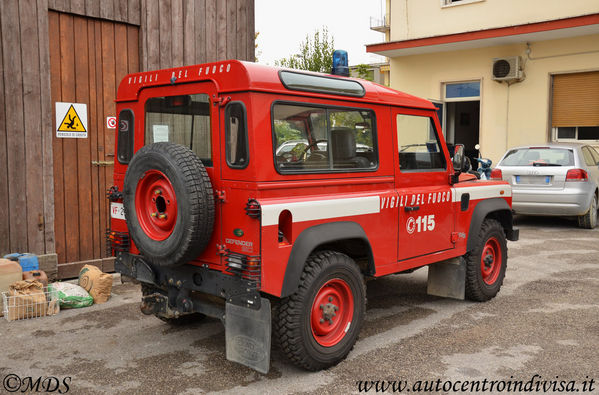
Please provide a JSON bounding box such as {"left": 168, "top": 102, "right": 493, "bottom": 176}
{"left": 1, "top": 215, "right": 598, "bottom": 394}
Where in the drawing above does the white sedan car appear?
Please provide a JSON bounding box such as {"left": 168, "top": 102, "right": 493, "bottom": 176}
{"left": 492, "top": 143, "right": 599, "bottom": 229}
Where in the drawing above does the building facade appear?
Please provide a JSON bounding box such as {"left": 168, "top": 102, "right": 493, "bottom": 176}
{"left": 0, "top": 0, "right": 255, "bottom": 278}
{"left": 367, "top": 0, "right": 599, "bottom": 163}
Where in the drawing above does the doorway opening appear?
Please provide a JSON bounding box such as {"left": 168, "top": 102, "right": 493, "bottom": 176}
{"left": 442, "top": 81, "right": 481, "bottom": 165}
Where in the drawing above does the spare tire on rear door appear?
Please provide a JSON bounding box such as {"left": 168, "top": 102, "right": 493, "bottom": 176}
{"left": 123, "top": 142, "right": 214, "bottom": 267}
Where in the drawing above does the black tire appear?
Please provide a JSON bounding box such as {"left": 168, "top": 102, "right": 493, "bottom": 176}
{"left": 141, "top": 283, "right": 205, "bottom": 325}
{"left": 273, "top": 251, "right": 366, "bottom": 371}
{"left": 465, "top": 219, "right": 507, "bottom": 302}
{"left": 123, "top": 142, "right": 214, "bottom": 267}
{"left": 578, "top": 193, "right": 597, "bottom": 229}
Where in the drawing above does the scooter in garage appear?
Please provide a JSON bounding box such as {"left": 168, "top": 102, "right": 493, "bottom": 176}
{"left": 473, "top": 143, "right": 492, "bottom": 180}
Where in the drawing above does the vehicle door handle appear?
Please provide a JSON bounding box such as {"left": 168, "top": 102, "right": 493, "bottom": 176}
{"left": 404, "top": 206, "right": 420, "bottom": 212}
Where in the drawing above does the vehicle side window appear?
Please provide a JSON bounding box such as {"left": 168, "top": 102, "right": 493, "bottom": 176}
{"left": 581, "top": 147, "right": 596, "bottom": 167}
{"left": 590, "top": 146, "right": 599, "bottom": 165}
{"left": 273, "top": 103, "right": 377, "bottom": 173}
{"left": 117, "top": 109, "right": 134, "bottom": 164}
{"left": 225, "top": 102, "right": 249, "bottom": 168}
{"left": 396, "top": 114, "right": 446, "bottom": 171}
{"left": 144, "top": 94, "right": 212, "bottom": 166}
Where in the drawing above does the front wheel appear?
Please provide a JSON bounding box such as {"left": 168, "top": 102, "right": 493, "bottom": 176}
{"left": 465, "top": 219, "right": 507, "bottom": 302}
{"left": 273, "top": 251, "right": 366, "bottom": 371}
{"left": 578, "top": 194, "right": 597, "bottom": 229}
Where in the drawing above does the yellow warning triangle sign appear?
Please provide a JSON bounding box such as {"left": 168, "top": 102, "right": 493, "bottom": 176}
{"left": 57, "top": 105, "right": 86, "bottom": 132}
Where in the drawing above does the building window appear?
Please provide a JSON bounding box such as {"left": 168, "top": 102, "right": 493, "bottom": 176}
{"left": 552, "top": 71, "right": 599, "bottom": 142}
{"left": 445, "top": 82, "right": 480, "bottom": 100}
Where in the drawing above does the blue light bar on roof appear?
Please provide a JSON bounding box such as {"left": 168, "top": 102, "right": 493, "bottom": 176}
{"left": 331, "top": 50, "right": 349, "bottom": 77}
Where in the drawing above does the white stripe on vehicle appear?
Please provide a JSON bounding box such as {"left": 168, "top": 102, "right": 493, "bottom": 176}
{"left": 261, "top": 196, "right": 380, "bottom": 226}
{"left": 453, "top": 184, "right": 512, "bottom": 202}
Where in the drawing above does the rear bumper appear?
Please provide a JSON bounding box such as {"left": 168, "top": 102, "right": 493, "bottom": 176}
{"left": 115, "top": 252, "right": 263, "bottom": 317}
{"left": 512, "top": 186, "right": 593, "bottom": 216}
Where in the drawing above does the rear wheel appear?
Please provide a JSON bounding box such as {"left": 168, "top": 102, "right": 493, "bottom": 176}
{"left": 273, "top": 251, "right": 366, "bottom": 371}
{"left": 578, "top": 193, "right": 597, "bottom": 229}
{"left": 465, "top": 219, "right": 507, "bottom": 302}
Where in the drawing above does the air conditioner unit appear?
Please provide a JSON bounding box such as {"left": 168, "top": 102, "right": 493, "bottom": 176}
{"left": 492, "top": 56, "right": 523, "bottom": 82}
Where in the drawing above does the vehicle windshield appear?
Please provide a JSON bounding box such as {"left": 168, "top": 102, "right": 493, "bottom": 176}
{"left": 500, "top": 148, "right": 574, "bottom": 167}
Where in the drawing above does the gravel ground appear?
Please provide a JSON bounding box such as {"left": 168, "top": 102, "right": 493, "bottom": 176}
{"left": 1, "top": 215, "right": 597, "bottom": 394}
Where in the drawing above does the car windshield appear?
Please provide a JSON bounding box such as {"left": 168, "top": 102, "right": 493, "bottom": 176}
{"left": 500, "top": 147, "right": 574, "bottom": 167}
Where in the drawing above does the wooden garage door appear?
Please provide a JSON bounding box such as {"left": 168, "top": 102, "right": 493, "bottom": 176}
{"left": 48, "top": 11, "right": 139, "bottom": 278}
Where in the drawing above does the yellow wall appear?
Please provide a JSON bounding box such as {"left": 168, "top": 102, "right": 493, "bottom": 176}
{"left": 389, "top": 0, "right": 599, "bottom": 41}
{"left": 389, "top": 34, "right": 599, "bottom": 163}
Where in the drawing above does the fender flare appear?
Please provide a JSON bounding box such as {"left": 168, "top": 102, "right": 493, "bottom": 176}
{"left": 467, "top": 198, "right": 517, "bottom": 251}
{"left": 280, "top": 221, "right": 373, "bottom": 298}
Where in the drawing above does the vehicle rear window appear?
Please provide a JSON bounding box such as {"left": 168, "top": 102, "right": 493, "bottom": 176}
{"left": 499, "top": 148, "right": 574, "bottom": 166}
{"left": 273, "top": 103, "right": 377, "bottom": 173}
{"left": 144, "top": 93, "right": 212, "bottom": 166}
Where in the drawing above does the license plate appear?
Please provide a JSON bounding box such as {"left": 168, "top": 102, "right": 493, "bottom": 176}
{"left": 110, "top": 202, "right": 126, "bottom": 220}
{"left": 515, "top": 175, "right": 551, "bottom": 184}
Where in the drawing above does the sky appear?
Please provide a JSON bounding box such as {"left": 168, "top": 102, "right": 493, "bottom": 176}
{"left": 254, "top": 0, "right": 387, "bottom": 67}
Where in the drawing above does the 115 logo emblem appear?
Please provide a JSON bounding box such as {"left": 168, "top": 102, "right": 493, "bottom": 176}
{"left": 406, "top": 215, "right": 436, "bottom": 234}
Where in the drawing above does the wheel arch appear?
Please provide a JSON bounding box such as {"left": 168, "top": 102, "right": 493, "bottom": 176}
{"left": 467, "top": 198, "right": 517, "bottom": 252}
{"left": 279, "top": 221, "right": 374, "bottom": 298}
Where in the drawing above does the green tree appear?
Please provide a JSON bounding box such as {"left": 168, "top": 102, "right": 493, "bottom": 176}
{"left": 275, "top": 27, "right": 335, "bottom": 73}
{"left": 355, "top": 64, "right": 374, "bottom": 81}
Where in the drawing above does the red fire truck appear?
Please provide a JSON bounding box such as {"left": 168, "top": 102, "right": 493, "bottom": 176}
{"left": 108, "top": 58, "right": 518, "bottom": 373}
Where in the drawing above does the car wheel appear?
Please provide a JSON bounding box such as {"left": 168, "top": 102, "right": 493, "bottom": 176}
{"left": 465, "top": 219, "right": 507, "bottom": 302}
{"left": 578, "top": 193, "right": 598, "bottom": 229}
{"left": 123, "top": 142, "right": 215, "bottom": 266}
{"left": 273, "top": 251, "right": 366, "bottom": 371}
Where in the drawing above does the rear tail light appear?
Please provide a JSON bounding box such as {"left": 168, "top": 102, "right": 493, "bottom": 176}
{"left": 490, "top": 168, "right": 503, "bottom": 180}
{"left": 565, "top": 169, "right": 588, "bottom": 182}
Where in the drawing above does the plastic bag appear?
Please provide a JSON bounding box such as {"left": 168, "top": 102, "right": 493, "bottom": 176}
{"left": 48, "top": 282, "right": 93, "bottom": 309}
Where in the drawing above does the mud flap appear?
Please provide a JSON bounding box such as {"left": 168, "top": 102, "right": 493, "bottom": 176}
{"left": 427, "top": 257, "right": 465, "bottom": 300}
{"left": 225, "top": 297, "right": 271, "bottom": 374}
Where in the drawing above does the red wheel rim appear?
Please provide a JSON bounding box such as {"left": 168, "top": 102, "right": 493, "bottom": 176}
{"left": 310, "top": 278, "right": 354, "bottom": 347}
{"left": 135, "top": 170, "right": 178, "bottom": 241}
{"left": 480, "top": 237, "right": 501, "bottom": 285}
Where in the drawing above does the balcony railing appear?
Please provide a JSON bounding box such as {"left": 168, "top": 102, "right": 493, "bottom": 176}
{"left": 370, "top": 15, "right": 389, "bottom": 33}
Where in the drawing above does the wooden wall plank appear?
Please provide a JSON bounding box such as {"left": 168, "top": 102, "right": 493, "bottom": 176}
{"left": 51, "top": 0, "right": 70, "bottom": 13}
{"left": 100, "top": 21, "right": 116, "bottom": 258}
{"left": 94, "top": 20, "right": 108, "bottom": 258}
{"left": 71, "top": 0, "right": 85, "bottom": 15}
{"left": 100, "top": 0, "right": 114, "bottom": 21}
{"left": 216, "top": 0, "right": 227, "bottom": 61}
{"left": 171, "top": 0, "right": 183, "bottom": 67}
{"left": 20, "top": 0, "right": 45, "bottom": 255}
{"left": 205, "top": 0, "right": 216, "bottom": 62}
{"left": 127, "top": 25, "right": 139, "bottom": 75}
{"left": 246, "top": 0, "right": 255, "bottom": 61}
{"left": 74, "top": 15, "right": 93, "bottom": 261}
{"left": 158, "top": 0, "right": 172, "bottom": 68}
{"left": 115, "top": 0, "right": 128, "bottom": 22}
{"left": 49, "top": 11, "right": 65, "bottom": 263}
{"left": 38, "top": 0, "right": 56, "bottom": 255}
{"left": 1, "top": 0, "right": 28, "bottom": 252}
{"left": 59, "top": 13, "right": 80, "bottom": 263}
{"left": 114, "top": 23, "right": 129, "bottom": 89}
{"left": 183, "top": 0, "right": 195, "bottom": 65}
{"left": 145, "top": 0, "right": 159, "bottom": 70}
{"left": 128, "top": 0, "right": 141, "bottom": 26}
{"left": 0, "top": 1, "right": 9, "bottom": 255}
{"left": 84, "top": 0, "right": 100, "bottom": 18}
{"left": 87, "top": 20, "right": 100, "bottom": 260}
{"left": 226, "top": 0, "right": 236, "bottom": 60}
{"left": 236, "top": 0, "right": 247, "bottom": 61}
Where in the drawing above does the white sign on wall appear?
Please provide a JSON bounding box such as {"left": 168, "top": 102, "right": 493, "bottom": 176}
{"left": 56, "top": 102, "right": 88, "bottom": 138}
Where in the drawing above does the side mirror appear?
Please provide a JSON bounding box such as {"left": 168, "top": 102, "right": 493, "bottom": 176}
{"left": 452, "top": 144, "right": 466, "bottom": 173}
